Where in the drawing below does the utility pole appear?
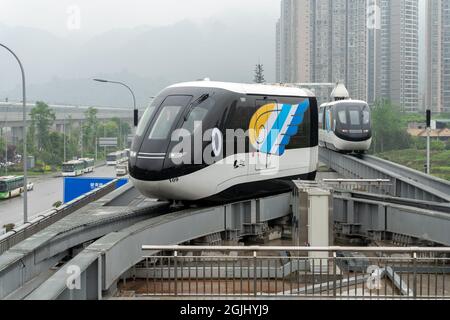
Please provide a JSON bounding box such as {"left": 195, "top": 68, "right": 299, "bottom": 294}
{"left": 80, "top": 119, "right": 83, "bottom": 158}
{"left": 426, "top": 109, "right": 431, "bottom": 175}
{"left": 63, "top": 111, "right": 66, "bottom": 163}
{"left": 95, "top": 125, "right": 98, "bottom": 162}
{"left": 4, "top": 103, "right": 8, "bottom": 175}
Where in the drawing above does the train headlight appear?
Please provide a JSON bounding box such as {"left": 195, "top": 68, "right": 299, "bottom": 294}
{"left": 170, "top": 152, "right": 187, "bottom": 159}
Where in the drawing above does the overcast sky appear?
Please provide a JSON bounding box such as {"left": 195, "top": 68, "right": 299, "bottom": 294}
{"left": 0, "top": 0, "right": 280, "bottom": 36}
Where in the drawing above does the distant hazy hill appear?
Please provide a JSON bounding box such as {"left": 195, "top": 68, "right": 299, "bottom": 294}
{"left": 0, "top": 17, "right": 275, "bottom": 108}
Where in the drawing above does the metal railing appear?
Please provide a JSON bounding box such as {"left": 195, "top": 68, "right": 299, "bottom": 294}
{"left": 0, "top": 179, "right": 120, "bottom": 255}
{"left": 322, "top": 179, "right": 392, "bottom": 193}
{"left": 138, "top": 246, "right": 450, "bottom": 299}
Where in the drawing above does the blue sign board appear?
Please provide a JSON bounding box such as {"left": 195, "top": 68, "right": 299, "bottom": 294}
{"left": 63, "top": 177, "right": 128, "bottom": 203}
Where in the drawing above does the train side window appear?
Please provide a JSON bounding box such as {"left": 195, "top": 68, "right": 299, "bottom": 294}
{"left": 279, "top": 98, "right": 311, "bottom": 150}
{"left": 224, "top": 99, "right": 253, "bottom": 154}
{"left": 318, "top": 107, "right": 324, "bottom": 129}
{"left": 181, "top": 98, "right": 214, "bottom": 134}
{"left": 362, "top": 106, "right": 370, "bottom": 124}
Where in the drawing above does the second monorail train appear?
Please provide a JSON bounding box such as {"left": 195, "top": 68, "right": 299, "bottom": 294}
{"left": 319, "top": 96, "right": 372, "bottom": 154}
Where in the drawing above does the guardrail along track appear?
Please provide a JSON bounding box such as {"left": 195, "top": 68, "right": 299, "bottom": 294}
{"left": 319, "top": 147, "right": 450, "bottom": 203}
{"left": 0, "top": 179, "right": 119, "bottom": 255}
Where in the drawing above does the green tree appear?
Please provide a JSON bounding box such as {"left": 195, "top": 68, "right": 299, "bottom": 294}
{"left": 82, "top": 107, "right": 99, "bottom": 156}
{"left": 110, "top": 117, "right": 131, "bottom": 148}
{"left": 254, "top": 64, "right": 265, "bottom": 84}
{"left": 0, "top": 136, "right": 5, "bottom": 162}
{"left": 371, "top": 100, "right": 412, "bottom": 154}
{"left": 41, "top": 132, "right": 64, "bottom": 165}
{"left": 64, "top": 115, "right": 81, "bottom": 160}
{"left": 29, "top": 102, "right": 56, "bottom": 160}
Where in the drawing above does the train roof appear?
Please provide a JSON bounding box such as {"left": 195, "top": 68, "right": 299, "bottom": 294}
{"left": 319, "top": 99, "right": 368, "bottom": 107}
{"left": 168, "top": 81, "right": 315, "bottom": 98}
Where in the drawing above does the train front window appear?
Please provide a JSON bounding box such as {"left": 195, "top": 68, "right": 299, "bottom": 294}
{"left": 349, "top": 110, "right": 361, "bottom": 125}
{"left": 149, "top": 106, "right": 182, "bottom": 140}
{"left": 136, "top": 106, "right": 156, "bottom": 137}
{"left": 338, "top": 110, "right": 347, "bottom": 124}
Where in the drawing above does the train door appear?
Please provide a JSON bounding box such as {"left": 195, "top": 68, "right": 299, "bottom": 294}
{"left": 253, "top": 99, "right": 279, "bottom": 172}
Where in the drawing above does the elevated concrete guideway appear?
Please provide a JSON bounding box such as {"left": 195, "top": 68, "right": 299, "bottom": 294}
{"left": 27, "top": 193, "right": 293, "bottom": 300}
{"left": 319, "top": 147, "right": 450, "bottom": 203}
{"left": 1, "top": 148, "right": 450, "bottom": 299}
{"left": 0, "top": 184, "right": 171, "bottom": 299}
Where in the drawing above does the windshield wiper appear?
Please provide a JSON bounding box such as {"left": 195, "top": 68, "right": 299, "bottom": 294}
{"left": 184, "top": 94, "right": 209, "bottom": 121}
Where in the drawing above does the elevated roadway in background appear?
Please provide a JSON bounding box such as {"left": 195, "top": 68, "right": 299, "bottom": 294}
{"left": 0, "top": 101, "right": 134, "bottom": 143}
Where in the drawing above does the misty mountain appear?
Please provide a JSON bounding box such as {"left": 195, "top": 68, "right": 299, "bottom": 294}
{"left": 0, "top": 17, "right": 275, "bottom": 108}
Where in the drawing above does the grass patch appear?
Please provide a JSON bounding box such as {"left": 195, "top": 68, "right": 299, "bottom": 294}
{"left": 377, "top": 149, "right": 450, "bottom": 181}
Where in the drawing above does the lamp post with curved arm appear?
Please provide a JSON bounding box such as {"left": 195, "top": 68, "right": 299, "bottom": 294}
{"left": 93, "top": 79, "right": 138, "bottom": 127}
{"left": 0, "top": 43, "right": 28, "bottom": 223}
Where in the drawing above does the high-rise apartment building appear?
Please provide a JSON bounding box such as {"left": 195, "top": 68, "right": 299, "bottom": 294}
{"left": 426, "top": 0, "right": 450, "bottom": 113}
{"left": 276, "top": 0, "right": 312, "bottom": 84}
{"left": 380, "top": 0, "right": 419, "bottom": 112}
{"left": 277, "top": 0, "right": 419, "bottom": 112}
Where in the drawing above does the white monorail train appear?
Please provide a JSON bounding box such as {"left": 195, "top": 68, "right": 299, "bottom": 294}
{"left": 129, "top": 81, "right": 319, "bottom": 203}
{"left": 319, "top": 84, "right": 372, "bottom": 153}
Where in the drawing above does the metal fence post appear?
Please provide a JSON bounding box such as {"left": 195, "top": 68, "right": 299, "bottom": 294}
{"left": 253, "top": 251, "right": 257, "bottom": 297}
{"left": 333, "top": 251, "right": 337, "bottom": 298}
{"left": 413, "top": 251, "right": 417, "bottom": 299}
{"left": 174, "top": 250, "right": 178, "bottom": 296}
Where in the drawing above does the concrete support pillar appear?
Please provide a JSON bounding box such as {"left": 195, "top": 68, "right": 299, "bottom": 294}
{"left": 292, "top": 181, "right": 333, "bottom": 272}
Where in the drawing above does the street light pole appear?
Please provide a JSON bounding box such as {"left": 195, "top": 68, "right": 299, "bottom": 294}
{"left": 93, "top": 79, "right": 138, "bottom": 127}
{"left": 63, "top": 111, "right": 66, "bottom": 163}
{"left": 0, "top": 43, "right": 28, "bottom": 223}
{"left": 3, "top": 104, "right": 8, "bottom": 175}
{"left": 426, "top": 109, "right": 431, "bottom": 175}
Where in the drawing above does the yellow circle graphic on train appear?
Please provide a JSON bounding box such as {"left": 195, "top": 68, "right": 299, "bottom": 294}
{"left": 249, "top": 100, "right": 310, "bottom": 156}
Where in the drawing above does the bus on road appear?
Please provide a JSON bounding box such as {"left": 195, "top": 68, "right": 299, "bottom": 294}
{"left": 0, "top": 176, "right": 25, "bottom": 200}
{"left": 107, "top": 150, "right": 128, "bottom": 166}
{"left": 62, "top": 160, "right": 85, "bottom": 177}
{"left": 80, "top": 158, "right": 95, "bottom": 174}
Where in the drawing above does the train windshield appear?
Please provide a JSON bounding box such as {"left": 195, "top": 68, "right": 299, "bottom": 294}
{"left": 136, "top": 106, "right": 156, "bottom": 137}
{"left": 336, "top": 103, "right": 370, "bottom": 127}
{"left": 149, "top": 106, "right": 182, "bottom": 139}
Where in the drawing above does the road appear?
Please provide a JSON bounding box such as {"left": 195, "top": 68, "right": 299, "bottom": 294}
{"left": 0, "top": 165, "right": 117, "bottom": 228}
